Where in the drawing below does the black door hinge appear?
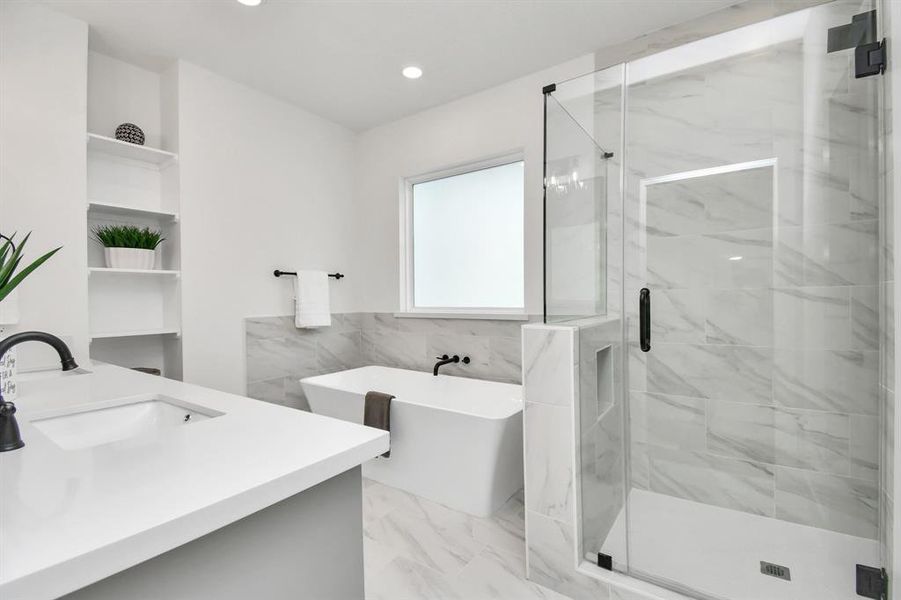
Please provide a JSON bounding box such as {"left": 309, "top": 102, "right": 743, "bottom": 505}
{"left": 826, "top": 10, "right": 886, "bottom": 79}
{"left": 597, "top": 552, "right": 612, "bottom": 571}
{"left": 856, "top": 564, "right": 887, "bottom": 599}
{"left": 856, "top": 38, "right": 887, "bottom": 78}
{"left": 828, "top": 10, "right": 876, "bottom": 53}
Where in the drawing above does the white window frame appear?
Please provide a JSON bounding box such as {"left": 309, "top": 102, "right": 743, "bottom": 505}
{"left": 398, "top": 152, "right": 527, "bottom": 319}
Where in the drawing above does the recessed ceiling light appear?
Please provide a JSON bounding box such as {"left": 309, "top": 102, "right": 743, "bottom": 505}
{"left": 728, "top": 256, "right": 743, "bottom": 261}
{"left": 237, "top": 0, "right": 262, "bottom": 6}
{"left": 402, "top": 66, "right": 423, "bottom": 80}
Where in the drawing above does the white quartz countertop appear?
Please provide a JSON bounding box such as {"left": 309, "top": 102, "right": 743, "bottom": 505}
{"left": 0, "top": 364, "right": 389, "bottom": 600}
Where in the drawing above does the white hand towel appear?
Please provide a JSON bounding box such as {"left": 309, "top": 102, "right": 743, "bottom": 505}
{"left": 294, "top": 271, "right": 331, "bottom": 328}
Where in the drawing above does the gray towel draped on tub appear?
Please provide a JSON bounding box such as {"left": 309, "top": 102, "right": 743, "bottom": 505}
{"left": 364, "top": 391, "right": 393, "bottom": 458}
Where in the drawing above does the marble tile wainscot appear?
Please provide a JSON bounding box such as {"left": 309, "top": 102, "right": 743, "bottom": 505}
{"left": 246, "top": 314, "right": 365, "bottom": 411}
{"left": 245, "top": 313, "right": 537, "bottom": 410}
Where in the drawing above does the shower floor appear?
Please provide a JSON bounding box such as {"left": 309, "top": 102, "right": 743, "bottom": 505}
{"left": 597, "top": 489, "right": 879, "bottom": 600}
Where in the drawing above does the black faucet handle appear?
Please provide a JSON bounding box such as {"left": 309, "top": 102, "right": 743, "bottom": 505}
{"left": 0, "top": 399, "right": 24, "bottom": 451}
{"left": 436, "top": 354, "right": 449, "bottom": 360}
{"left": 461, "top": 356, "right": 471, "bottom": 365}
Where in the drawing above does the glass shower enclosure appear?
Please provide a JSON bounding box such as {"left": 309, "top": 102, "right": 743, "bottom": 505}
{"left": 544, "top": 1, "right": 889, "bottom": 599}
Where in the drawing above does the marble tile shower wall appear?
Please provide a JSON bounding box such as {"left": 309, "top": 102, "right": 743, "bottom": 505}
{"left": 245, "top": 313, "right": 532, "bottom": 410}
{"left": 624, "top": 32, "right": 883, "bottom": 540}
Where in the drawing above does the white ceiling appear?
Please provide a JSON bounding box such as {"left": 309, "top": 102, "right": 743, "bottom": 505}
{"left": 42, "top": 0, "right": 739, "bottom": 131}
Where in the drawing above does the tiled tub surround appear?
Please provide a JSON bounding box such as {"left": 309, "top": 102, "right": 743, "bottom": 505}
{"left": 246, "top": 314, "right": 364, "bottom": 410}
{"left": 245, "top": 313, "right": 533, "bottom": 410}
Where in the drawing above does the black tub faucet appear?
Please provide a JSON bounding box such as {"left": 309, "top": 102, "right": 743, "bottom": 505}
{"left": 0, "top": 331, "right": 79, "bottom": 452}
{"left": 433, "top": 354, "right": 470, "bottom": 376}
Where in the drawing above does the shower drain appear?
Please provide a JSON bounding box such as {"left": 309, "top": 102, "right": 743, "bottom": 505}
{"left": 760, "top": 561, "right": 791, "bottom": 581}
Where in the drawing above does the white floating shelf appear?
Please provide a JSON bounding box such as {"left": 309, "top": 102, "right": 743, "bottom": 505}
{"left": 88, "top": 201, "right": 178, "bottom": 221}
{"left": 89, "top": 268, "right": 180, "bottom": 277}
{"left": 90, "top": 328, "right": 180, "bottom": 341}
{"left": 87, "top": 133, "right": 178, "bottom": 166}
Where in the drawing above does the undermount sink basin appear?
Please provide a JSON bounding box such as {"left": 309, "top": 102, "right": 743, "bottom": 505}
{"left": 30, "top": 394, "right": 224, "bottom": 450}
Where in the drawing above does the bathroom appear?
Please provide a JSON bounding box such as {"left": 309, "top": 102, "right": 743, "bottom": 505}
{"left": 1, "top": 0, "right": 900, "bottom": 598}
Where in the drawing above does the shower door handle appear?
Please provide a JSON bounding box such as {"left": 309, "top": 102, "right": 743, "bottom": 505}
{"left": 639, "top": 288, "right": 651, "bottom": 352}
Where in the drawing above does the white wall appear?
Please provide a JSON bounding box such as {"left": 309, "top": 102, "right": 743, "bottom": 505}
{"left": 353, "top": 54, "right": 596, "bottom": 314}
{"left": 0, "top": 2, "right": 89, "bottom": 369}
{"left": 87, "top": 51, "right": 162, "bottom": 148}
{"left": 176, "top": 61, "right": 357, "bottom": 393}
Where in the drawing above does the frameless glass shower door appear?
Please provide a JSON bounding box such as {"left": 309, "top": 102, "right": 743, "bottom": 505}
{"left": 546, "top": 1, "right": 887, "bottom": 599}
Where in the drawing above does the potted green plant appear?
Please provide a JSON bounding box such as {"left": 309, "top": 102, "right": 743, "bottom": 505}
{"left": 93, "top": 225, "right": 164, "bottom": 270}
{"left": 1, "top": 232, "right": 61, "bottom": 402}
{"left": 1, "top": 232, "right": 61, "bottom": 303}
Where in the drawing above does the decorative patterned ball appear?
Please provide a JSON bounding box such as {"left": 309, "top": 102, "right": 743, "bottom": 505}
{"left": 115, "top": 123, "right": 145, "bottom": 145}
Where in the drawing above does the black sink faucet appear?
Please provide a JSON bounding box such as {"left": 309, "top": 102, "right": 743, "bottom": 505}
{"left": 433, "top": 354, "right": 470, "bottom": 376}
{"left": 0, "top": 331, "right": 79, "bottom": 452}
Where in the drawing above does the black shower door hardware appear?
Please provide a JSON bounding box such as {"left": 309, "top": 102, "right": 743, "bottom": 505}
{"left": 825, "top": 10, "right": 887, "bottom": 79}
{"left": 639, "top": 288, "right": 651, "bottom": 353}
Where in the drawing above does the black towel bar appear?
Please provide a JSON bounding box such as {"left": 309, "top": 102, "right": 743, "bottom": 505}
{"left": 273, "top": 270, "right": 344, "bottom": 280}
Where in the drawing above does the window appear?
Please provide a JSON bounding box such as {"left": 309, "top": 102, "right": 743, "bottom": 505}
{"left": 401, "top": 156, "right": 525, "bottom": 314}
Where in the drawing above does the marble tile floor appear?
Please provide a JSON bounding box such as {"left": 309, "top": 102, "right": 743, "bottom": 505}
{"left": 362, "top": 479, "right": 569, "bottom": 600}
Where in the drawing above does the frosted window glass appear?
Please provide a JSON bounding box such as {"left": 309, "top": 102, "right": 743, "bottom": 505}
{"left": 412, "top": 161, "right": 524, "bottom": 309}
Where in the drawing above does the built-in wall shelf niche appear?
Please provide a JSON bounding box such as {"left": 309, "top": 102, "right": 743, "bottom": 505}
{"left": 88, "top": 272, "right": 180, "bottom": 341}
{"left": 87, "top": 133, "right": 177, "bottom": 166}
{"left": 85, "top": 54, "right": 182, "bottom": 379}
{"left": 90, "top": 328, "right": 181, "bottom": 341}
{"left": 89, "top": 267, "right": 181, "bottom": 277}
{"left": 86, "top": 133, "right": 179, "bottom": 215}
{"left": 88, "top": 200, "right": 179, "bottom": 222}
{"left": 89, "top": 333, "right": 183, "bottom": 382}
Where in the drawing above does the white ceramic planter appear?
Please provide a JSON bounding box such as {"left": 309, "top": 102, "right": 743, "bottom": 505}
{"left": 104, "top": 247, "right": 156, "bottom": 270}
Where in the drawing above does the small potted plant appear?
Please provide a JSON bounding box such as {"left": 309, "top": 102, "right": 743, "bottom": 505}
{"left": 1, "top": 232, "right": 61, "bottom": 401}
{"left": 0, "top": 232, "right": 60, "bottom": 303}
{"left": 93, "top": 225, "right": 164, "bottom": 270}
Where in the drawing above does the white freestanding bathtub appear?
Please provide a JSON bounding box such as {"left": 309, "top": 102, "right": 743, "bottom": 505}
{"left": 300, "top": 366, "right": 523, "bottom": 517}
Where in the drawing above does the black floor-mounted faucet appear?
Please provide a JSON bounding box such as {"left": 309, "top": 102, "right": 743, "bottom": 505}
{"left": 0, "top": 331, "right": 78, "bottom": 452}
{"left": 433, "top": 354, "right": 470, "bottom": 376}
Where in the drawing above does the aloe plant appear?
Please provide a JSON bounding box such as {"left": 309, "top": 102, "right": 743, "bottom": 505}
{"left": 92, "top": 225, "right": 165, "bottom": 250}
{"left": 0, "top": 232, "right": 61, "bottom": 303}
